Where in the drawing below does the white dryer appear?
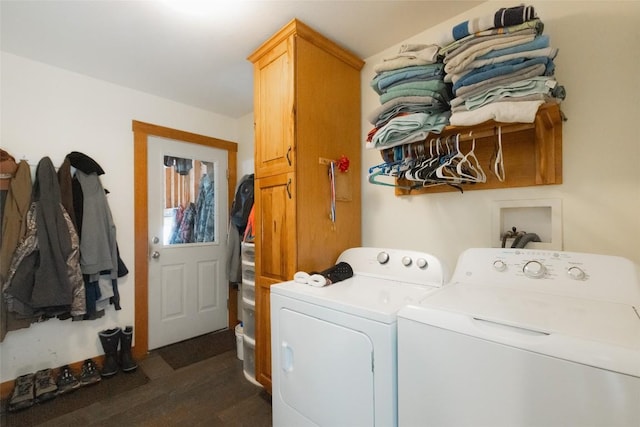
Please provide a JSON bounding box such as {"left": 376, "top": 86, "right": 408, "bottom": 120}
{"left": 398, "top": 248, "right": 640, "bottom": 427}
{"left": 270, "top": 247, "right": 448, "bottom": 427}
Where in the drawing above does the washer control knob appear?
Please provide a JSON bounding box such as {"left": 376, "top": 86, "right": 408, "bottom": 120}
{"left": 493, "top": 260, "right": 507, "bottom": 272}
{"left": 402, "top": 256, "right": 412, "bottom": 267}
{"left": 416, "top": 258, "right": 429, "bottom": 269}
{"left": 377, "top": 251, "right": 390, "bottom": 264}
{"left": 567, "top": 266, "right": 586, "bottom": 280}
{"left": 523, "top": 260, "right": 546, "bottom": 279}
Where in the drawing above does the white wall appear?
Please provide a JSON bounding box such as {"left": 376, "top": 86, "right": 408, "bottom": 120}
{"left": 0, "top": 52, "right": 240, "bottom": 382}
{"left": 361, "top": 0, "right": 640, "bottom": 271}
{"left": 236, "top": 112, "right": 255, "bottom": 177}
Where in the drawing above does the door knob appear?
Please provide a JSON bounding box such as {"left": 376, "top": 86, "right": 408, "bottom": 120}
{"left": 151, "top": 251, "right": 160, "bottom": 259}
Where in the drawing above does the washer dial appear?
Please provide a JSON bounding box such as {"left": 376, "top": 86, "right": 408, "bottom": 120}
{"left": 523, "top": 260, "right": 546, "bottom": 279}
{"left": 567, "top": 266, "right": 586, "bottom": 280}
{"left": 377, "top": 251, "right": 390, "bottom": 264}
{"left": 493, "top": 260, "right": 507, "bottom": 272}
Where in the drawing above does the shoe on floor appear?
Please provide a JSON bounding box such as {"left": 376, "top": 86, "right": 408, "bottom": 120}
{"left": 56, "top": 365, "right": 81, "bottom": 395}
{"left": 8, "top": 373, "right": 35, "bottom": 412}
{"left": 35, "top": 368, "right": 58, "bottom": 403}
{"left": 79, "top": 359, "right": 101, "bottom": 386}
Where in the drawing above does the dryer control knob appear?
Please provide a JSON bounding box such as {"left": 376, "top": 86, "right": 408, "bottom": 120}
{"left": 402, "top": 256, "right": 412, "bottom": 267}
{"left": 416, "top": 258, "right": 428, "bottom": 269}
{"left": 523, "top": 260, "right": 546, "bottom": 279}
{"left": 567, "top": 266, "right": 586, "bottom": 280}
{"left": 493, "top": 260, "right": 507, "bottom": 272}
{"left": 377, "top": 251, "right": 390, "bottom": 264}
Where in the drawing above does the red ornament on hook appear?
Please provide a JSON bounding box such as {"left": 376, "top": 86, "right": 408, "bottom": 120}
{"left": 336, "top": 155, "right": 350, "bottom": 173}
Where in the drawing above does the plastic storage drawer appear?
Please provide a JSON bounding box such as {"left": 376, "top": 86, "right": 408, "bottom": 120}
{"left": 241, "top": 242, "right": 255, "bottom": 263}
{"left": 242, "top": 280, "right": 255, "bottom": 304}
{"left": 242, "top": 262, "right": 255, "bottom": 284}
{"left": 242, "top": 302, "right": 256, "bottom": 340}
{"left": 243, "top": 335, "right": 256, "bottom": 379}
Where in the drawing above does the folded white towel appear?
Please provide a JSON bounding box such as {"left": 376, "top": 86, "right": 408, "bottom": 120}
{"left": 293, "top": 271, "right": 328, "bottom": 287}
{"left": 449, "top": 100, "right": 544, "bottom": 126}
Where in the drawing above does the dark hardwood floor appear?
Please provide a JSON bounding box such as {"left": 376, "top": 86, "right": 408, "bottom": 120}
{"left": 36, "top": 349, "right": 272, "bottom": 426}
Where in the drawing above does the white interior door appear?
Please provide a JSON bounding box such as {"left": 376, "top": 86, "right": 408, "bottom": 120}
{"left": 147, "top": 136, "right": 228, "bottom": 350}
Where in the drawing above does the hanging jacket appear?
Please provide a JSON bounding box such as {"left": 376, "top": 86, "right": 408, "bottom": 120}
{"left": 0, "top": 160, "right": 32, "bottom": 284}
{"left": 57, "top": 157, "right": 77, "bottom": 231}
{"left": 4, "top": 157, "right": 85, "bottom": 318}
{"left": 75, "top": 170, "right": 118, "bottom": 281}
{"left": 194, "top": 171, "right": 215, "bottom": 242}
{"left": 3, "top": 209, "right": 85, "bottom": 320}
{"left": 68, "top": 151, "right": 128, "bottom": 277}
{"left": 172, "top": 202, "right": 197, "bottom": 244}
{"left": 0, "top": 160, "right": 33, "bottom": 340}
{"left": 229, "top": 174, "right": 254, "bottom": 235}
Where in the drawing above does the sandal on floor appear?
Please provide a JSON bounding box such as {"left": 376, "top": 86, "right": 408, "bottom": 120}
{"left": 8, "top": 373, "right": 35, "bottom": 412}
{"left": 35, "top": 368, "right": 58, "bottom": 403}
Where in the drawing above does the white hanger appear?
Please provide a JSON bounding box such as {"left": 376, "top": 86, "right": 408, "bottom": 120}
{"left": 435, "top": 134, "right": 465, "bottom": 183}
{"left": 457, "top": 131, "right": 486, "bottom": 183}
{"left": 420, "top": 138, "right": 449, "bottom": 187}
{"left": 406, "top": 139, "right": 434, "bottom": 182}
{"left": 493, "top": 126, "right": 505, "bottom": 182}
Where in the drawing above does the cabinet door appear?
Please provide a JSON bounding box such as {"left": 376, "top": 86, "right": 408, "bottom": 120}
{"left": 254, "top": 173, "right": 296, "bottom": 391}
{"left": 253, "top": 36, "right": 295, "bottom": 178}
{"left": 255, "top": 173, "right": 297, "bottom": 282}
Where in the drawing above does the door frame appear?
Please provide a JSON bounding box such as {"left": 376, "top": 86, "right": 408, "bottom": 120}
{"left": 132, "top": 120, "right": 237, "bottom": 359}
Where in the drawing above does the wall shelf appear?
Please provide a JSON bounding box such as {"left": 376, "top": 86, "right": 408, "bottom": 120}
{"left": 394, "top": 102, "right": 564, "bottom": 196}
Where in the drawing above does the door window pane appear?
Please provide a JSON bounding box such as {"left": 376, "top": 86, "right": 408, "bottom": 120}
{"left": 162, "top": 156, "right": 215, "bottom": 245}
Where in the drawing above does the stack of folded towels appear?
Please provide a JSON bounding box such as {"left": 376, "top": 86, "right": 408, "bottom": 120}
{"left": 366, "top": 44, "right": 452, "bottom": 150}
{"left": 440, "top": 4, "right": 566, "bottom": 126}
{"left": 365, "top": 4, "right": 567, "bottom": 153}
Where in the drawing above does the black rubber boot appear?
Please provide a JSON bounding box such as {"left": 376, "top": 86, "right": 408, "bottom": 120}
{"left": 99, "top": 327, "right": 122, "bottom": 377}
{"left": 119, "top": 326, "right": 138, "bottom": 372}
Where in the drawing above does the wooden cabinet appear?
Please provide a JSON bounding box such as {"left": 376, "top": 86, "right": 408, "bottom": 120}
{"left": 252, "top": 36, "right": 295, "bottom": 177}
{"left": 254, "top": 173, "right": 297, "bottom": 283}
{"left": 248, "top": 19, "right": 364, "bottom": 392}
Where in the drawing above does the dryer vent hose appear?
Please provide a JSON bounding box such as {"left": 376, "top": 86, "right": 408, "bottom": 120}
{"left": 512, "top": 233, "right": 541, "bottom": 249}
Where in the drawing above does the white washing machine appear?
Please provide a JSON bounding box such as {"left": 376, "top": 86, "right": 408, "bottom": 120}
{"left": 398, "top": 248, "right": 640, "bottom": 427}
{"left": 270, "top": 247, "right": 449, "bottom": 427}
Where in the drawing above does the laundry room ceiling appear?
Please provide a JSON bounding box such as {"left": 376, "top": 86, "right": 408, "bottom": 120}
{"left": 0, "top": 1, "right": 484, "bottom": 118}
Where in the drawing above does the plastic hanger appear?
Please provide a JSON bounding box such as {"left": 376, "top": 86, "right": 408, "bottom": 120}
{"left": 457, "top": 132, "right": 486, "bottom": 183}
{"left": 368, "top": 159, "right": 416, "bottom": 190}
{"left": 406, "top": 139, "right": 436, "bottom": 182}
{"left": 416, "top": 138, "right": 447, "bottom": 185}
{"left": 435, "top": 135, "right": 465, "bottom": 183}
{"left": 492, "top": 126, "right": 505, "bottom": 182}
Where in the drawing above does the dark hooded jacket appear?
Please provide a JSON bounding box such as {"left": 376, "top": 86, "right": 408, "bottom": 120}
{"left": 4, "top": 157, "right": 85, "bottom": 317}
